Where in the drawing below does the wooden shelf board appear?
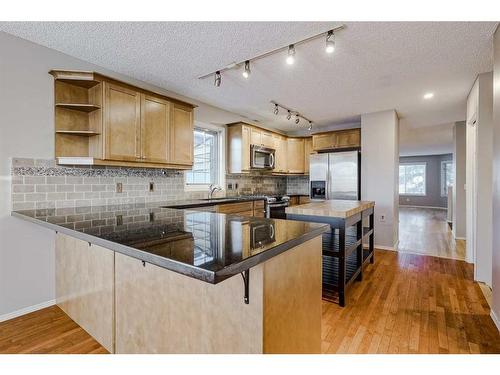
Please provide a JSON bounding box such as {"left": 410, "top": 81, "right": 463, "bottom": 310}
{"left": 55, "top": 103, "right": 101, "bottom": 112}
{"left": 58, "top": 79, "right": 100, "bottom": 88}
{"left": 56, "top": 130, "right": 101, "bottom": 136}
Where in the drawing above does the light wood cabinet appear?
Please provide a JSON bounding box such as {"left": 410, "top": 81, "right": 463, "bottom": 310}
{"left": 304, "top": 137, "right": 312, "bottom": 174}
{"left": 287, "top": 138, "right": 305, "bottom": 174}
{"left": 261, "top": 132, "right": 274, "bottom": 148}
{"left": 169, "top": 103, "right": 194, "bottom": 166}
{"left": 104, "top": 82, "right": 141, "bottom": 162}
{"left": 50, "top": 70, "right": 195, "bottom": 169}
{"left": 312, "top": 128, "right": 360, "bottom": 151}
{"left": 250, "top": 128, "right": 273, "bottom": 148}
{"left": 251, "top": 128, "right": 262, "bottom": 145}
{"left": 227, "top": 123, "right": 251, "bottom": 174}
{"left": 273, "top": 134, "right": 288, "bottom": 174}
{"left": 141, "top": 94, "right": 170, "bottom": 164}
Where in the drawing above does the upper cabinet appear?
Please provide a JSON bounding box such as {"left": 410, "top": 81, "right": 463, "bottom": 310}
{"left": 50, "top": 70, "right": 195, "bottom": 169}
{"left": 227, "top": 123, "right": 252, "bottom": 174}
{"left": 312, "top": 128, "right": 360, "bottom": 151}
{"left": 287, "top": 138, "right": 305, "bottom": 174}
{"left": 273, "top": 134, "right": 288, "bottom": 174}
{"left": 250, "top": 127, "right": 274, "bottom": 148}
{"left": 304, "top": 137, "right": 313, "bottom": 175}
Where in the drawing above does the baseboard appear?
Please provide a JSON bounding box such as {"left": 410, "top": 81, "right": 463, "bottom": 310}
{"left": 454, "top": 236, "right": 466, "bottom": 240}
{"left": 491, "top": 309, "right": 500, "bottom": 332}
{"left": 399, "top": 205, "right": 447, "bottom": 210}
{"left": 0, "top": 299, "right": 56, "bottom": 323}
{"left": 373, "top": 244, "right": 397, "bottom": 251}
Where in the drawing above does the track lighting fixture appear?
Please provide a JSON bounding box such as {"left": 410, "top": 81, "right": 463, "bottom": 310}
{"left": 295, "top": 114, "right": 300, "bottom": 124}
{"left": 214, "top": 71, "right": 221, "bottom": 87}
{"left": 242, "top": 60, "right": 251, "bottom": 79}
{"left": 286, "top": 44, "right": 296, "bottom": 65}
{"left": 273, "top": 104, "right": 279, "bottom": 115}
{"left": 325, "top": 30, "right": 335, "bottom": 54}
{"left": 286, "top": 110, "right": 292, "bottom": 120}
{"left": 308, "top": 121, "right": 313, "bottom": 131}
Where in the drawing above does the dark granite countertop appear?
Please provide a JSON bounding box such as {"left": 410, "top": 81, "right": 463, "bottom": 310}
{"left": 12, "top": 200, "right": 328, "bottom": 284}
{"left": 161, "top": 196, "right": 266, "bottom": 209}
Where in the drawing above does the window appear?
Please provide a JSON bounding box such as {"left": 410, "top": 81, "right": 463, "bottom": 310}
{"left": 441, "top": 160, "right": 454, "bottom": 196}
{"left": 185, "top": 126, "right": 224, "bottom": 190}
{"left": 399, "top": 163, "right": 426, "bottom": 195}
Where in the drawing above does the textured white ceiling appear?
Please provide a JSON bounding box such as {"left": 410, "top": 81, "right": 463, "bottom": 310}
{"left": 0, "top": 21, "right": 496, "bottom": 135}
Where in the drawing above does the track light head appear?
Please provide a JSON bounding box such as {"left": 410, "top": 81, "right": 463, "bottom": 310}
{"left": 273, "top": 104, "right": 279, "bottom": 115}
{"left": 242, "top": 60, "right": 251, "bottom": 79}
{"left": 326, "top": 30, "right": 335, "bottom": 54}
{"left": 286, "top": 110, "right": 292, "bottom": 120}
{"left": 214, "top": 71, "right": 221, "bottom": 87}
{"left": 308, "top": 121, "right": 313, "bottom": 131}
{"left": 286, "top": 44, "right": 295, "bottom": 65}
{"left": 295, "top": 114, "right": 300, "bottom": 124}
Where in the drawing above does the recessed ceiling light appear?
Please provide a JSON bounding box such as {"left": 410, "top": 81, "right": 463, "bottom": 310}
{"left": 423, "top": 93, "right": 434, "bottom": 99}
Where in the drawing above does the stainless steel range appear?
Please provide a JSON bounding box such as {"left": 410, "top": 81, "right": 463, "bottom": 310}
{"left": 265, "top": 195, "right": 290, "bottom": 219}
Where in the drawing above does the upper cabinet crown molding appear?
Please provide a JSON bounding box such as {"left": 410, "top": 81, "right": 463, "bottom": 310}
{"left": 50, "top": 70, "right": 195, "bottom": 169}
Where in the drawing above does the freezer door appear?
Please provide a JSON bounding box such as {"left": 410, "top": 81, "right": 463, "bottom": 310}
{"left": 328, "top": 151, "right": 359, "bottom": 200}
{"left": 309, "top": 153, "right": 329, "bottom": 200}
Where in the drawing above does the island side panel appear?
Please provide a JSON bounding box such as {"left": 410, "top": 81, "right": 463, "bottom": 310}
{"left": 55, "top": 233, "right": 115, "bottom": 353}
{"left": 114, "top": 252, "right": 264, "bottom": 354}
{"left": 263, "top": 236, "right": 322, "bottom": 354}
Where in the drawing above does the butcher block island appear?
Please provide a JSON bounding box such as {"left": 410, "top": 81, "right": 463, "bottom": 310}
{"left": 286, "top": 200, "right": 375, "bottom": 306}
{"left": 12, "top": 202, "right": 328, "bottom": 354}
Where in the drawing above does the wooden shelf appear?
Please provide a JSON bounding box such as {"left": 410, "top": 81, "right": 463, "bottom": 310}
{"left": 49, "top": 70, "right": 101, "bottom": 88}
{"left": 56, "top": 130, "right": 101, "bottom": 136}
{"left": 55, "top": 103, "right": 101, "bottom": 112}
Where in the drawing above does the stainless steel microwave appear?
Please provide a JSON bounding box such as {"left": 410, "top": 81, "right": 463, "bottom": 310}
{"left": 250, "top": 145, "right": 275, "bottom": 169}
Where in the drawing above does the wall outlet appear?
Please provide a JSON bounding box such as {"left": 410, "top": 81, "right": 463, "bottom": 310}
{"left": 379, "top": 214, "right": 386, "bottom": 223}
{"left": 116, "top": 182, "right": 123, "bottom": 193}
{"left": 149, "top": 212, "right": 155, "bottom": 222}
{"left": 235, "top": 183, "right": 239, "bottom": 189}
{"left": 149, "top": 182, "right": 154, "bottom": 192}
{"left": 227, "top": 183, "right": 233, "bottom": 190}
{"left": 116, "top": 215, "right": 123, "bottom": 226}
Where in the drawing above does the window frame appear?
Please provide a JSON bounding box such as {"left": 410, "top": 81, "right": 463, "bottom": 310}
{"left": 399, "top": 162, "right": 427, "bottom": 196}
{"left": 184, "top": 122, "right": 226, "bottom": 192}
{"left": 440, "top": 160, "right": 453, "bottom": 197}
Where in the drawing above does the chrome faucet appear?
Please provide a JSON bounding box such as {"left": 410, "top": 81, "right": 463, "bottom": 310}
{"left": 208, "top": 184, "right": 222, "bottom": 199}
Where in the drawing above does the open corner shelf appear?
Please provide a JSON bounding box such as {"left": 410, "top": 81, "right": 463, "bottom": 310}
{"left": 56, "top": 130, "right": 101, "bottom": 136}
{"left": 55, "top": 103, "right": 101, "bottom": 112}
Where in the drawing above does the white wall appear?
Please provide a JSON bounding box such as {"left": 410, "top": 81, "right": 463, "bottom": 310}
{"left": 491, "top": 25, "right": 500, "bottom": 330}
{"left": 361, "top": 110, "right": 399, "bottom": 249}
{"left": 452, "top": 121, "right": 466, "bottom": 239}
{"left": 0, "top": 31, "right": 244, "bottom": 319}
{"left": 466, "top": 72, "right": 493, "bottom": 286}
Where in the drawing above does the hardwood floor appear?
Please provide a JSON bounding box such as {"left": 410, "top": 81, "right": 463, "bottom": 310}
{"left": 398, "top": 207, "right": 466, "bottom": 260}
{"left": 322, "top": 250, "right": 500, "bottom": 353}
{"left": 0, "top": 306, "right": 108, "bottom": 354}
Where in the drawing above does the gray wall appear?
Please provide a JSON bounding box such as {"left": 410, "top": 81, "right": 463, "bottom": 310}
{"left": 492, "top": 25, "right": 500, "bottom": 331}
{"left": 453, "top": 122, "right": 466, "bottom": 238}
{"left": 399, "top": 154, "right": 452, "bottom": 208}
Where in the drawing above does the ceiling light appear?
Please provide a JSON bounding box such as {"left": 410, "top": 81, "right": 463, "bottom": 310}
{"left": 308, "top": 121, "right": 313, "bottom": 131}
{"left": 286, "top": 110, "right": 292, "bottom": 120}
{"left": 242, "top": 60, "right": 251, "bottom": 79}
{"left": 295, "top": 114, "right": 300, "bottom": 124}
{"left": 423, "top": 92, "right": 434, "bottom": 99}
{"left": 214, "top": 71, "right": 221, "bottom": 87}
{"left": 325, "top": 31, "right": 335, "bottom": 54}
{"left": 273, "top": 104, "right": 279, "bottom": 115}
{"left": 286, "top": 44, "right": 295, "bottom": 65}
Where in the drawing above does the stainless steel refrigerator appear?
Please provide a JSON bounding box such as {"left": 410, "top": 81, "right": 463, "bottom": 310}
{"left": 309, "top": 150, "right": 360, "bottom": 200}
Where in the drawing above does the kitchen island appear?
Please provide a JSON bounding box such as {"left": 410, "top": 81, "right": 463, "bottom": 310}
{"left": 12, "top": 201, "right": 328, "bottom": 354}
{"left": 286, "top": 199, "right": 375, "bottom": 306}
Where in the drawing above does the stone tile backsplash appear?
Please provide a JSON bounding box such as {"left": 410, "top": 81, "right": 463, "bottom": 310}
{"left": 10, "top": 158, "right": 306, "bottom": 211}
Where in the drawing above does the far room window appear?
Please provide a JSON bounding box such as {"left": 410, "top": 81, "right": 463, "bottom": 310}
{"left": 399, "top": 163, "right": 426, "bottom": 196}
{"left": 185, "top": 126, "right": 224, "bottom": 190}
{"left": 441, "top": 160, "right": 454, "bottom": 197}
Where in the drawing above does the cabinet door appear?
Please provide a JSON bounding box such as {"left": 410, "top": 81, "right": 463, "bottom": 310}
{"left": 280, "top": 138, "right": 288, "bottom": 173}
{"left": 261, "top": 132, "right": 274, "bottom": 148}
{"left": 304, "top": 137, "right": 312, "bottom": 174}
{"left": 169, "top": 103, "right": 194, "bottom": 165}
{"left": 287, "top": 138, "right": 305, "bottom": 174}
{"left": 141, "top": 94, "right": 170, "bottom": 163}
{"left": 104, "top": 82, "right": 141, "bottom": 161}
{"left": 272, "top": 135, "right": 283, "bottom": 172}
{"left": 335, "top": 129, "right": 361, "bottom": 149}
{"left": 241, "top": 126, "right": 251, "bottom": 171}
{"left": 250, "top": 128, "right": 262, "bottom": 145}
{"left": 312, "top": 133, "right": 336, "bottom": 151}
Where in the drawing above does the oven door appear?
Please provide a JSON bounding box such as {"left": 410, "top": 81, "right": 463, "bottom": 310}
{"left": 251, "top": 145, "right": 275, "bottom": 169}
{"left": 268, "top": 202, "right": 289, "bottom": 219}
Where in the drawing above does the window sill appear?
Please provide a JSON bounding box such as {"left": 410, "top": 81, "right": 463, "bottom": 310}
{"left": 184, "top": 184, "right": 226, "bottom": 193}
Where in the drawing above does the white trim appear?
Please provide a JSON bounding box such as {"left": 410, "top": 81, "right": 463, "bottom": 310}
{"left": 373, "top": 244, "right": 397, "bottom": 251}
{"left": 0, "top": 299, "right": 56, "bottom": 323}
{"left": 491, "top": 309, "right": 500, "bottom": 332}
{"left": 399, "top": 205, "right": 447, "bottom": 210}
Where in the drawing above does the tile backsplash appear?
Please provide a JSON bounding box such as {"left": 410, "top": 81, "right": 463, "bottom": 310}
{"left": 10, "top": 158, "right": 308, "bottom": 211}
